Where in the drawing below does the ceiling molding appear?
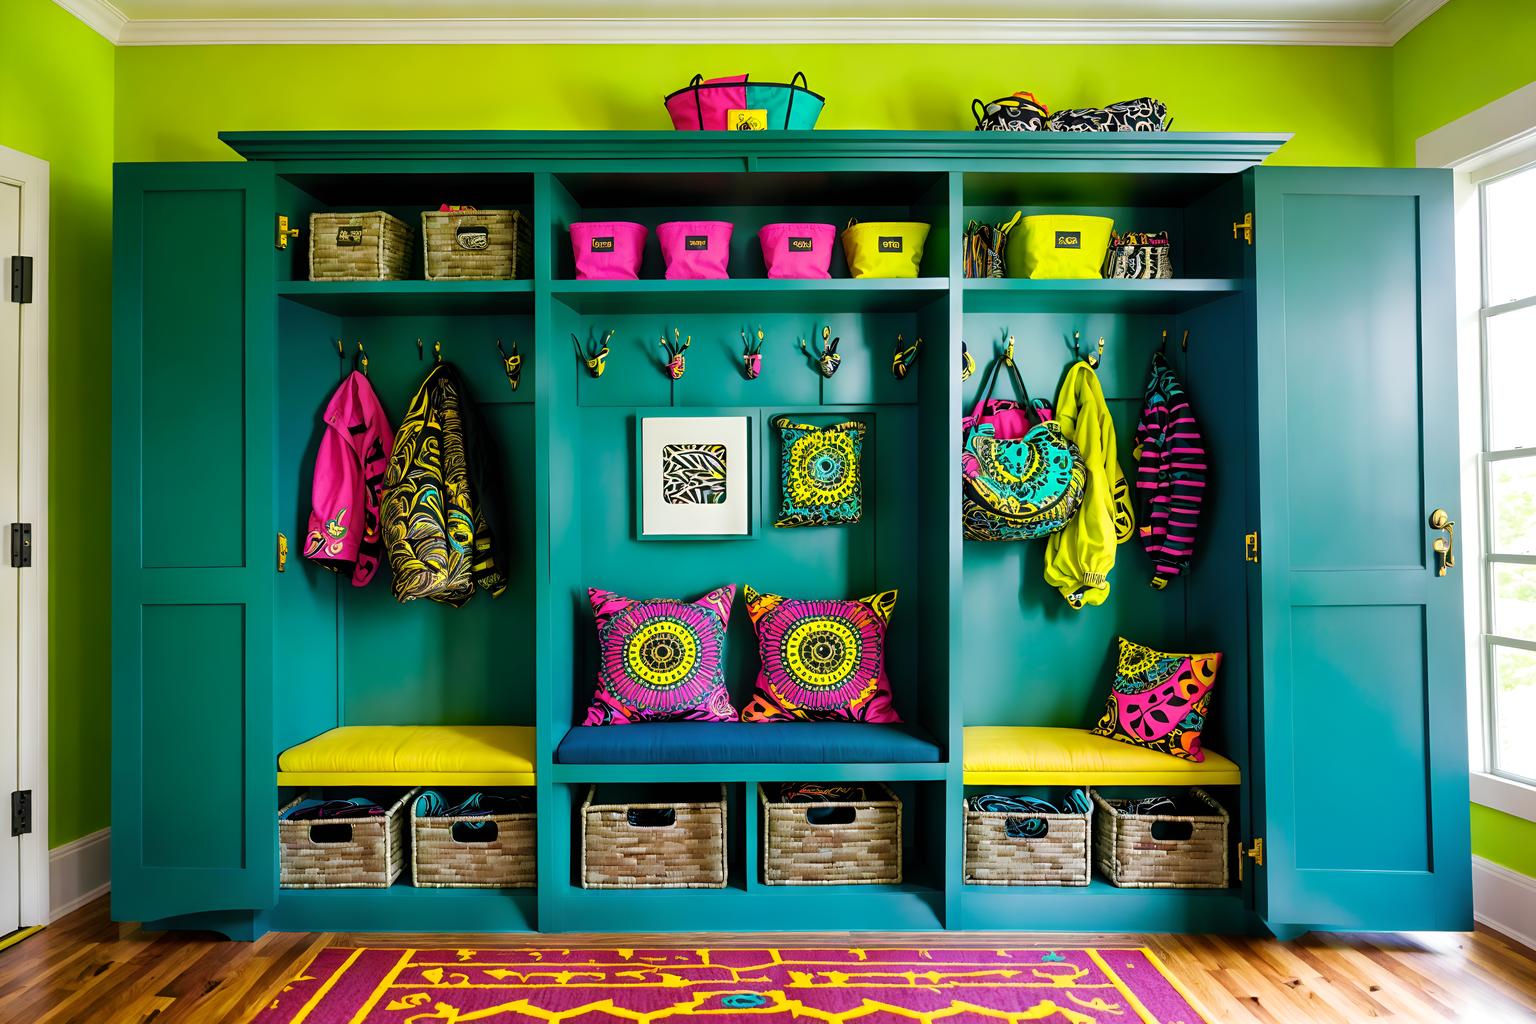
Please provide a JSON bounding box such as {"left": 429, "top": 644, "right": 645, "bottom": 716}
{"left": 1383, "top": 0, "right": 1451, "bottom": 44}
{"left": 53, "top": 0, "right": 128, "bottom": 43}
{"left": 107, "top": 15, "right": 1417, "bottom": 46}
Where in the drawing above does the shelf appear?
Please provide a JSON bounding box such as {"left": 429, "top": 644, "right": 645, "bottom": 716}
{"left": 550, "top": 761, "right": 950, "bottom": 784}
{"left": 958, "top": 880, "right": 1249, "bottom": 933}
{"left": 962, "top": 277, "right": 1242, "bottom": 314}
{"left": 550, "top": 277, "right": 950, "bottom": 314}
{"left": 277, "top": 279, "right": 534, "bottom": 316}
{"left": 272, "top": 884, "right": 536, "bottom": 932}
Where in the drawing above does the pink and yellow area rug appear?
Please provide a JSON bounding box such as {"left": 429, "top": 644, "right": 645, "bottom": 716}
{"left": 251, "top": 946, "right": 1209, "bottom": 1023}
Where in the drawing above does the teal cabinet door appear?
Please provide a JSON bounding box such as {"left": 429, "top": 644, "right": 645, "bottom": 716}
{"left": 1248, "top": 167, "right": 1471, "bottom": 932}
{"left": 111, "top": 163, "right": 277, "bottom": 921}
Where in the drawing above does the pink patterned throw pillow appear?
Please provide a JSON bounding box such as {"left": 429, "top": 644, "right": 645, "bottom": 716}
{"left": 582, "top": 586, "right": 739, "bottom": 725}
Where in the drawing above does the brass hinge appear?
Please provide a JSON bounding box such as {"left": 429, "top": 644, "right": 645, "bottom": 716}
{"left": 276, "top": 214, "right": 299, "bottom": 250}
{"left": 1237, "top": 837, "right": 1264, "bottom": 881}
{"left": 1244, "top": 531, "right": 1260, "bottom": 563}
{"left": 1233, "top": 211, "right": 1254, "bottom": 245}
{"left": 277, "top": 532, "right": 288, "bottom": 573}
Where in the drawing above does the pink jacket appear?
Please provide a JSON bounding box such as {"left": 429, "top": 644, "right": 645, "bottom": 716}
{"left": 303, "top": 371, "right": 394, "bottom": 587}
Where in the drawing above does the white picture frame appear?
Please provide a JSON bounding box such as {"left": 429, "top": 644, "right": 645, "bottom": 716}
{"left": 638, "top": 415, "right": 752, "bottom": 539}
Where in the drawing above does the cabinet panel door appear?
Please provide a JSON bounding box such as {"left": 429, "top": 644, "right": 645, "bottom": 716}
{"left": 112, "top": 163, "right": 277, "bottom": 922}
{"left": 1248, "top": 167, "right": 1471, "bottom": 932}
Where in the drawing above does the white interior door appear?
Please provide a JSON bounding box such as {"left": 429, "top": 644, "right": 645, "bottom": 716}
{"left": 0, "top": 179, "right": 21, "bottom": 936}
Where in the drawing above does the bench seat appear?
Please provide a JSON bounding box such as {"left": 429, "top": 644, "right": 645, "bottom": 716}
{"left": 556, "top": 722, "right": 942, "bottom": 765}
{"left": 277, "top": 725, "right": 536, "bottom": 786}
{"left": 962, "top": 726, "right": 1240, "bottom": 786}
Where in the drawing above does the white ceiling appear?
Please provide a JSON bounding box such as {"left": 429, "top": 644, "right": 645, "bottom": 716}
{"left": 53, "top": 0, "right": 1451, "bottom": 45}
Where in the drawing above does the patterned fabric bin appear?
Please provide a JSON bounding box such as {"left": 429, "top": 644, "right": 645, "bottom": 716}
{"left": 279, "top": 789, "right": 414, "bottom": 889}
{"left": 1092, "top": 788, "right": 1229, "bottom": 889}
{"left": 963, "top": 798, "right": 1091, "bottom": 886}
{"left": 422, "top": 209, "right": 532, "bottom": 281}
{"left": 309, "top": 211, "right": 414, "bottom": 281}
{"left": 760, "top": 783, "right": 902, "bottom": 885}
{"left": 580, "top": 784, "right": 727, "bottom": 889}
{"left": 410, "top": 789, "right": 536, "bottom": 889}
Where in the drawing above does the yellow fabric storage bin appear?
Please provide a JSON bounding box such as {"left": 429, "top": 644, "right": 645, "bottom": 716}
{"left": 1008, "top": 215, "right": 1114, "bottom": 279}
{"left": 842, "top": 220, "right": 930, "bottom": 278}
{"left": 962, "top": 726, "right": 1241, "bottom": 787}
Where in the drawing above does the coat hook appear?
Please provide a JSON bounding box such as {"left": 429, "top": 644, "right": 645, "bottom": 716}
{"left": 800, "top": 323, "right": 841, "bottom": 379}
{"left": 660, "top": 327, "right": 691, "bottom": 380}
{"left": 417, "top": 337, "right": 424, "bottom": 361}
{"left": 741, "top": 325, "right": 765, "bottom": 381}
{"left": 335, "top": 338, "right": 345, "bottom": 359}
{"left": 355, "top": 341, "right": 369, "bottom": 376}
{"left": 1073, "top": 329, "right": 1082, "bottom": 361}
{"left": 1181, "top": 329, "right": 1190, "bottom": 352}
{"left": 1160, "top": 328, "right": 1168, "bottom": 353}
{"left": 891, "top": 333, "right": 922, "bottom": 380}
{"left": 574, "top": 329, "right": 612, "bottom": 378}
{"left": 1088, "top": 336, "right": 1105, "bottom": 370}
{"left": 1003, "top": 332, "right": 1016, "bottom": 367}
{"left": 961, "top": 341, "right": 976, "bottom": 382}
{"left": 496, "top": 338, "right": 522, "bottom": 392}
{"left": 433, "top": 340, "right": 442, "bottom": 364}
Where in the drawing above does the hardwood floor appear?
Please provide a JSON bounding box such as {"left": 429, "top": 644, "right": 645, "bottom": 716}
{"left": 1, "top": 898, "right": 1533, "bottom": 1023}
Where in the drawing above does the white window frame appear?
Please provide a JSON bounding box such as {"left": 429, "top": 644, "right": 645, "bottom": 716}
{"left": 1420, "top": 81, "right": 1536, "bottom": 824}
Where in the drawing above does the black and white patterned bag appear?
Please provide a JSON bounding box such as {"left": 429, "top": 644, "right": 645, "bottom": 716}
{"left": 1048, "top": 97, "right": 1170, "bottom": 132}
{"left": 972, "top": 92, "right": 1050, "bottom": 132}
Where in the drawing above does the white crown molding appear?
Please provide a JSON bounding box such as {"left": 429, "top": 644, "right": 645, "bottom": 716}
{"left": 1384, "top": 0, "right": 1451, "bottom": 44}
{"left": 105, "top": 16, "right": 1406, "bottom": 47}
{"left": 51, "top": 0, "right": 128, "bottom": 43}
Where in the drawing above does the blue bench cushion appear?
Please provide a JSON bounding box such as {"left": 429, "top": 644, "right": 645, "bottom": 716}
{"left": 555, "top": 722, "right": 942, "bottom": 764}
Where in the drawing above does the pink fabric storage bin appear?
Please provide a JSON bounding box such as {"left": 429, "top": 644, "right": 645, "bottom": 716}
{"left": 758, "top": 223, "right": 837, "bottom": 279}
{"left": 570, "top": 221, "right": 648, "bottom": 280}
{"left": 664, "top": 75, "right": 747, "bottom": 131}
{"left": 656, "top": 221, "right": 733, "bottom": 280}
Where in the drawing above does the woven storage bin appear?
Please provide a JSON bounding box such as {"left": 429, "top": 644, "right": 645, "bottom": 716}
{"left": 760, "top": 783, "right": 902, "bottom": 886}
{"left": 309, "top": 211, "right": 414, "bottom": 281}
{"left": 410, "top": 789, "right": 536, "bottom": 889}
{"left": 1092, "top": 788, "right": 1229, "bottom": 889}
{"left": 422, "top": 209, "right": 532, "bottom": 281}
{"left": 580, "top": 784, "right": 727, "bottom": 889}
{"left": 279, "top": 789, "right": 413, "bottom": 889}
{"left": 962, "top": 798, "right": 1091, "bottom": 886}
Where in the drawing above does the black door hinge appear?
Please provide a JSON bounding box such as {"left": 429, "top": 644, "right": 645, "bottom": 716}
{"left": 9, "top": 256, "right": 33, "bottom": 304}
{"left": 11, "top": 790, "right": 31, "bottom": 837}
{"left": 10, "top": 523, "right": 31, "bottom": 568}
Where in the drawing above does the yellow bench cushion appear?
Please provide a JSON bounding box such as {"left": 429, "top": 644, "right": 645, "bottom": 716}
{"left": 277, "top": 726, "right": 536, "bottom": 786}
{"left": 963, "top": 726, "right": 1240, "bottom": 786}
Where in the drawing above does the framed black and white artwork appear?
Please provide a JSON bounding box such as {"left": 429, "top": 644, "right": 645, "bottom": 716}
{"left": 637, "top": 415, "right": 753, "bottom": 539}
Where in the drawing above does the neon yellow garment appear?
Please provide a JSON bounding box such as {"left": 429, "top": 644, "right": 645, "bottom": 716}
{"left": 1043, "top": 361, "right": 1135, "bottom": 607}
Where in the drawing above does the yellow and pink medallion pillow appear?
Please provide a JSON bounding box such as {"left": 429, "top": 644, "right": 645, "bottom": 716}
{"left": 1090, "top": 637, "right": 1221, "bottom": 761}
{"left": 740, "top": 585, "right": 901, "bottom": 723}
{"left": 582, "top": 585, "right": 738, "bottom": 725}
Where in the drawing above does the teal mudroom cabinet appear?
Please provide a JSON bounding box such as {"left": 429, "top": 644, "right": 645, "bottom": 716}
{"left": 110, "top": 131, "right": 1471, "bottom": 939}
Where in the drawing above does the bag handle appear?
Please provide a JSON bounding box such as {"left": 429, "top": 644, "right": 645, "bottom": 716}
{"left": 968, "top": 347, "right": 1038, "bottom": 425}
{"left": 691, "top": 75, "right": 705, "bottom": 130}
{"left": 785, "top": 71, "right": 808, "bottom": 129}
{"left": 972, "top": 98, "right": 988, "bottom": 127}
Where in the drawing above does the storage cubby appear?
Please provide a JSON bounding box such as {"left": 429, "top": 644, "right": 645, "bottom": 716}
{"left": 114, "top": 131, "right": 1470, "bottom": 941}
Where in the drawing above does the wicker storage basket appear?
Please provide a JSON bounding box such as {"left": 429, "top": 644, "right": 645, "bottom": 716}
{"left": 1092, "top": 788, "right": 1229, "bottom": 889}
{"left": 760, "top": 783, "right": 902, "bottom": 886}
{"left": 962, "top": 797, "right": 1091, "bottom": 886}
{"left": 410, "top": 789, "right": 536, "bottom": 889}
{"left": 279, "top": 790, "right": 413, "bottom": 889}
{"left": 309, "top": 211, "right": 414, "bottom": 281}
{"left": 580, "top": 784, "right": 727, "bottom": 889}
{"left": 422, "top": 209, "right": 532, "bottom": 281}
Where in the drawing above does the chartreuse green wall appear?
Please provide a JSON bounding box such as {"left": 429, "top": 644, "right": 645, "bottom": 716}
{"left": 0, "top": 0, "right": 114, "bottom": 849}
{"left": 1393, "top": 0, "right": 1536, "bottom": 881}
{"left": 1392, "top": 0, "right": 1536, "bottom": 165}
{"left": 113, "top": 44, "right": 1392, "bottom": 165}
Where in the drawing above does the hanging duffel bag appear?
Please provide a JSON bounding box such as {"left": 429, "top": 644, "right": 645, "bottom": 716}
{"left": 1047, "top": 97, "right": 1170, "bottom": 132}
{"left": 962, "top": 354, "right": 1086, "bottom": 541}
{"left": 972, "top": 92, "right": 1050, "bottom": 132}
{"left": 664, "top": 72, "right": 825, "bottom": 131}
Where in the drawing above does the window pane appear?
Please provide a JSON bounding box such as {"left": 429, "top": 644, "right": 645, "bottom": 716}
{"left": 1486, "top": 164, "right": 1536, "bottom": 306}
{"left": 1487, "top": 305, "right": 1536, "bottom": 450}
{"left": 1491, "top": 456, "right": 1536, "bottom": 555}
{"left": 1492, "top": 644, "right": 1536, "bottom": 783}
{"left": 1493, "top": 563, "right": 1536, "bottom": 641}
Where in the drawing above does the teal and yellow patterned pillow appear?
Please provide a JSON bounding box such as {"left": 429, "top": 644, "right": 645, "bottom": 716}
{"left": 775, "top": 418, "right": 865, "bottom": 528}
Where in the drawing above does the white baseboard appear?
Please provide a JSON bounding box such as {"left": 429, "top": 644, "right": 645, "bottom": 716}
{"left": 49, "top": 828, "right": 109, "bottom": 922}
{"left": 1473, "top": 854, "right": 1536, "bottom": 950}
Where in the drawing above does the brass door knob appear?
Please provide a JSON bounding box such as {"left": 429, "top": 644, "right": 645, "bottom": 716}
{"left": 1429, "top": 509, "right": 1455, "bottom": 576}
